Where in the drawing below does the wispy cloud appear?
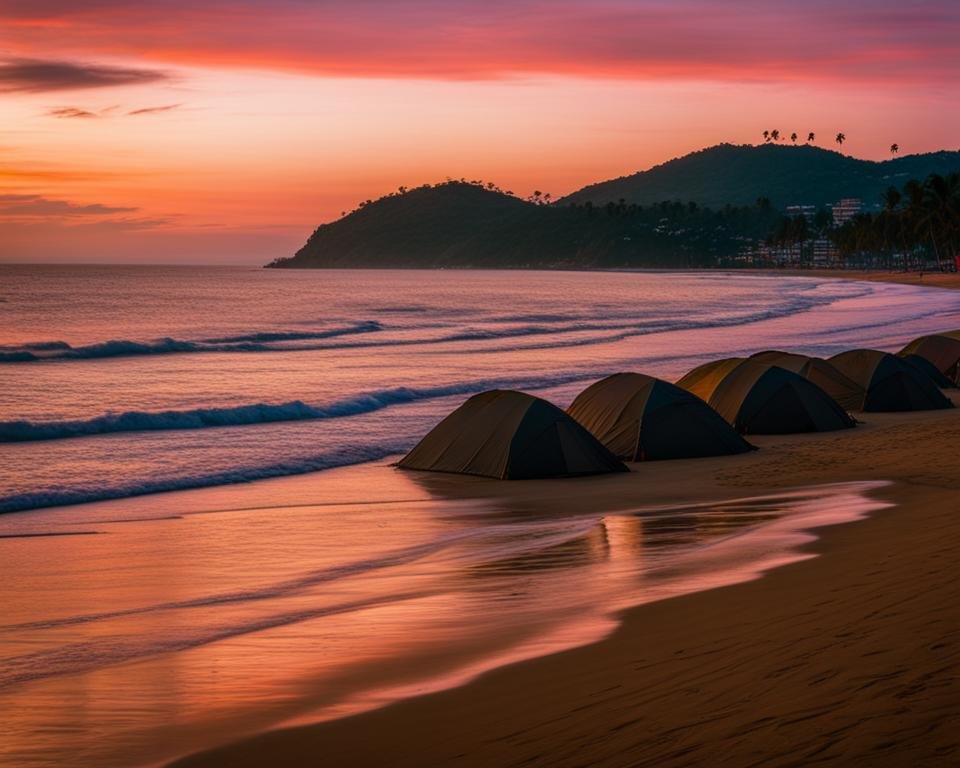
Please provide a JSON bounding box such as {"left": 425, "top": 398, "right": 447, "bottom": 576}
{"left": 47, "top": 106, "right": 99, "bottom": 119}
{"left": 44, "top": 103, "right": 182, "bottom": 119}
{"left": 0, "top": 193, "right": 137, "bottom": 217}
{"left": 0, "top": 58, "right": 168, "bottom": 92}
{"left": 89, "top": 216, "right": 174, "bottom": 230}
{"left": 128, "top": 103, "right": 181, "bottom": 116}
{"left": 0, "top": 165, "right": 115, "bottom": 182}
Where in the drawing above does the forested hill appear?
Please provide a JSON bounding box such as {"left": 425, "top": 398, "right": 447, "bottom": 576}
{"left": 268, "top": 181, "right": 780, "bottom": 269}
{"left": 560, "top": 144, "right": 960, "bottom": 209}
{"left": 269, "top": 144, "right": 960, "bottom": 269}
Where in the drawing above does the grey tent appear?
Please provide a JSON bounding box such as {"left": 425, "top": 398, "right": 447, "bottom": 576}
{"left": 899, "top": 334, "right": 960, "bottom": 383}
{"left": 398, "top": 390, "right": 628, "bottom": 479}
{"left": 750, "top": 351, "right": 864, "bottom": 411}
{"left": 676, "top": 358, "right": 856, "bottom": 434}
{"left": 900, "top": 354, "right": 956, "bottom": 389}
{"left": 567, "top": 372, "right": 754, "bottom": 461}
{"left": 828, "top": 349, "right": 953, "bottom": 412}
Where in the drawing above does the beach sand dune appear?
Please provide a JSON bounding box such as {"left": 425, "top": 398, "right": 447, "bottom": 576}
{"left": 172, "top": 395, "right": 960, "bottom": 767}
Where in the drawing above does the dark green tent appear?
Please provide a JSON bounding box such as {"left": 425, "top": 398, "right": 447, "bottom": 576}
{"left": 749, "top": 351, "right": 864, "bottom": 411}
{"left": 567, "top": 373, "right": 754, "bottom": 461}
{"left": 829, "top": 349, "right": 953, "bottom": 412}
{"left": 900, "top": 354, "right": 956, "bottom": 389}
{"left": 676, "top": 359, "right": 856, "bottom": 434}
{"left": 398, "top": 390, "right": 628, "bottom": 480}
{"left": 899, "top": 334, "right": 960, "bottom": 383}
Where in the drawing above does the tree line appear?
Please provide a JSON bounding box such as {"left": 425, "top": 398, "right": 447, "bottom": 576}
{"left": 833, "top": 173, "right": 959, "bottom": 270}
{"left": 285, "top": 172, "right": 958, "bottom": 271}
{"left": 767, "top": 173, "right": 959, "bottom": 270}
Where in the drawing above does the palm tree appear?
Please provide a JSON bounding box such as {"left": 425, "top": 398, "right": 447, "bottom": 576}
{"left": 771, "top": 129, "right": 781, "bottom": 142}
{"left": 762, "top": 130, "right": 770, "bottom": 143}
{"left": 807, "top": 132, "right": 815, "bottom": 143}
{"left": 882, "top": 186, "right": 901, "bottom": 211}
{"left": 881, "top": 186, "right": 905, "bottom": 268}
{"left": 919, "top": 173, "right": 960, "bottom": 271}
{"left": 903, "top": 178, "right": 925, "bottom": 269}
{"left": 890, "top": 143, "right": 899, "bottom": 155}
{"left": 790, "top": 132, "right": 798, "bottom": 143}
{"left": 835, "top": 132, "right": 846, "bottom": 146}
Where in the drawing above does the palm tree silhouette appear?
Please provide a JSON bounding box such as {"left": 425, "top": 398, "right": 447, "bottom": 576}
{"left": 807, "top": 132, "right": 815, "bottom": 143}
{"left": 882, "top": 186, "right": 902, "bottom": 211}
{"left": 790, "top": 132, "right": 798, "bottom": 143}
{"left": 771, "top": 129, "right": 780, "bottom": 142}
{"left": 890, "top": 143, "right": 899, "bottom": 155}
{"left": 762, "top": 130, "right": 770, "bottom": 143}
{"left": 881, "top": 186, "right": 906, "bottom": 268}
{"left": 835, "top": 132, "right": 846, "bottom": 146}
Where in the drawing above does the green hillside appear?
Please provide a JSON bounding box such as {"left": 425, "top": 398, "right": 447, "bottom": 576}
{"left": 560, "top": 144, "right": 960, "bottom": 209}
{"left": 268, "top": 181, "right": 779, "bottom": 269}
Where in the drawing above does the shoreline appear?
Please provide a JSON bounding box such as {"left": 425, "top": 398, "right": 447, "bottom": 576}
{"left": 265, "top": 264, "right": 960, "bottom": 292}
{"left": 6, "top": 262, "right": 960, "bottom": 293}
{"left": 172, "top": 399, "right": 960, "bottom": 767}
{"left": 743, "top": 268, "right": 960, "bottom": 291}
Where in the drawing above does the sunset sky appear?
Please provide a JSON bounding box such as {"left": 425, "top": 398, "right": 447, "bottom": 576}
{"left": 1, "top": 0, "right": 958, "bottom": 263}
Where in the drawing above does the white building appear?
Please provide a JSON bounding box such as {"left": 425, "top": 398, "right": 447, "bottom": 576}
{"left": 785, "top": 204, "right": 816, "bottom": 222}
{"left": 832, "top": 198, "right": 861, "bottom": 226}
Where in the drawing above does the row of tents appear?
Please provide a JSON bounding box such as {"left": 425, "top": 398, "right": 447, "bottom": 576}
{"left": 398, "top": 332, "right": 960, "bottom": 480}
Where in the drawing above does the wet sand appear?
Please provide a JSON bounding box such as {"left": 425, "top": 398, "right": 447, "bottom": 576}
{"left": 752, "top": 268, "right": 960, "bottom": 291}
{"left": 173, "top": 395, "right": 960, "bottom": 767}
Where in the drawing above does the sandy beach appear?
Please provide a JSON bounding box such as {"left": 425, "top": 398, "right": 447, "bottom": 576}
{"left": 171, "top": 391, "right": 960, "bottom": 767}
{"left": 752, "top": 268, "right": 960, "bottom": 291}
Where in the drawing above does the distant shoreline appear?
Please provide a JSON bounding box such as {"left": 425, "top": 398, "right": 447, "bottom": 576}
{"left": 267, "top": 261, "right": 960, "bottom": 291}
{"left": 746, "top": 268, "right": 960, "bottom": 290}
{"left": 6, "top": 262, "right": 959, "bottom": 293}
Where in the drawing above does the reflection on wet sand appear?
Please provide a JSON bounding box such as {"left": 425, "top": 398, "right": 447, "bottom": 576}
{"left": 0, "top": 461, "right": 888, "bottom": 768}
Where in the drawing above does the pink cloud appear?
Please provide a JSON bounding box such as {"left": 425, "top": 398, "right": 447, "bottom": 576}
{"left": 2, "top": 1, "right": 957, "bottom": 85}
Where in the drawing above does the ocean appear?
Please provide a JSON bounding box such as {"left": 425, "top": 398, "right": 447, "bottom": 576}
{"left": 2, "top": 265, "right": 959, "bottom": 766}
{"left": 4, "top": 266, "right": 960, "bottom": 513}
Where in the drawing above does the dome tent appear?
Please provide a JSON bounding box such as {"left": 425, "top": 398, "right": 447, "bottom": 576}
{"left": 398, "top": 390, "right": 628, "bottom": 480}
{"left": 828, "top": 349, "right": 953, "bottom": 412}
{"left": 900, "top": 354, "right": 956, "bottom": 389}
{"left": 749, "top": 350, "right": 864, "bottom": 411}
{"left": 676, "top": 358, "right": 855, "bottom": 434}
{"left": 898, "top": 334, "right": 960, "bottom": 384}
{"left": 567, "top": 372, "right": 754, "bottom": 461}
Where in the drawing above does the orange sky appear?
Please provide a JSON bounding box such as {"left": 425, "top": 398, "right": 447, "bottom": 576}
{"left": 1, "top": 1, "right": 958, "bottom": 263}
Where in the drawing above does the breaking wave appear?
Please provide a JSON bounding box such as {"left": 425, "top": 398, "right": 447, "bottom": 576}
{"left": 0, "top": 442, "right": 410, "bottom": 514}
{"left": 0, "top": 372, "right": 597, "bottom": 443}
{"left": 0, "top": 321, "right": 384, "bottom": 362}
{"left": 0, "top": 283, "right": 873, "bottom": 364}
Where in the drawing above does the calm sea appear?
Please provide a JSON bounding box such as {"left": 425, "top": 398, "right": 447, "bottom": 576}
{"left": 1, "top": 266, "right": 958, "bottom": 766}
